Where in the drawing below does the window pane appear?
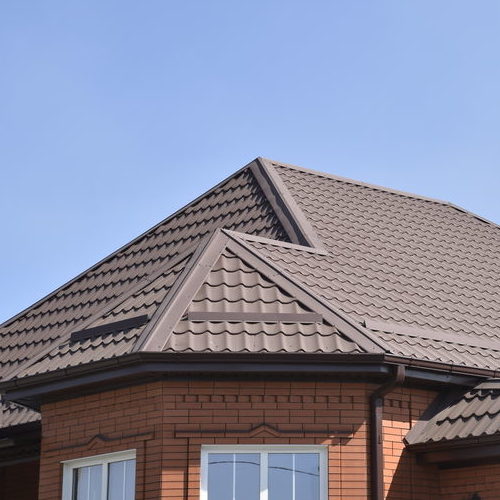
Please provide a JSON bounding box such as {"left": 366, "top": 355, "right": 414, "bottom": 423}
{"left": 124, "top": 460, "right": 136, "bottom": 499}
{"left": 207, "top": 453, "right": 260, "bottom": 500}
{"left": 234, "top": 454, "right": 260, "bottom": 500}
{"left": 295, "top": 454, "right": 320, "bottom": 500}
{"left": 108, "top": 459, "right": 136, "bottom": 500}
{"left": 268, "top": 453, "right": 320, "bottom": 500}
{"left": 268, "top": 454, "right": 293, "bottom": 500}
{"left": 73, "top": 465, "right": 102, "bottom": 500}
{"left": 208, "top": 454, "right": 233, "bottom": 500}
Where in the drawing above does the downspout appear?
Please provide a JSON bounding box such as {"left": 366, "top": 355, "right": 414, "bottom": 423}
{"left": 369, "top": 365, "right": 406, "bottom": 500}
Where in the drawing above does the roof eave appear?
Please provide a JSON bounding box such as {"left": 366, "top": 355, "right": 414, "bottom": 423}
{"left": 0, "top": 352, "right": 484, "bottom": 412}
{"left": 408, "top": 434, "right": 500, "bottom": 467}
{"left": 384, "top": 354, "right": 499, "bottom": 379}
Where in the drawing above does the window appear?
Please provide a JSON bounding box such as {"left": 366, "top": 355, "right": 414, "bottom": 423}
{"left": 200, "top": 445, "right": 327, "bottom": 500}
{"left": 61, "top": 450, "right": 136, "bottom": 500}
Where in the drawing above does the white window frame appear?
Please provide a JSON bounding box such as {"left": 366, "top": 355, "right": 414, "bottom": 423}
{"left": 200, "top": 445, "right": 328, "bottom": 500}
{"left": 61, "top": 449, "right": 136, "bottom": 500}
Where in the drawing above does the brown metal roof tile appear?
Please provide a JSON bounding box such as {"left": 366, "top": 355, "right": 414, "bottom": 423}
{"left": 3, "top": 158, "right": 500, "bottom": 429}
{"left": 17, "top": 257, "right": 190, "bottom": 378}
{"left": 0, "top": 166, "right": 292, "bottom": 426}
{"left": 268, "top": 162, "right": 500, "bottom": 337}
{"left": 406, "top": 380, "right": 500, "bottom": 446}
{"left": 1, "top": 400, "right": 39, "bottom": 428}
{"left": 160, "top": 247, "right": 363, "bottom": 355}
{"left": 167, "top": 320, "right": 359, "bottom": 354}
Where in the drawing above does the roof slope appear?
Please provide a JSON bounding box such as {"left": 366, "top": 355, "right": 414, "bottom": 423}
{"left": 19, "top": 256, "right": 189, "bottom": 377}
{"left": 0, "top": 166, "right": 289, "bottom": 378}
{"left": 166, "top": 247, "right": 361, "bottom": 354}
{"left": 0, "top": 163, "right": 297, "bottom": 429}
{"left": 266, "top": 159, "right": 500, "bottom": 338}
{"left": 14, "top": 231, "right": 378, "bottom": 380}
{"left": 2, "top": 157, "right": 500, "bottom": 433}
{"left": 237, "top": 236, "right": 500, "bottom": 371}
{"left": 238, "top": 159, "right": 500, "bottom": 371}
{"left": 366, "top": 320, "right": 500, "bottom": 371}
{"left": 405, "top": 380, "right": 500, "bottom": 447}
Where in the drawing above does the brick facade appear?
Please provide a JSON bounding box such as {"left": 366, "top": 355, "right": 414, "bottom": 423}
{"left": 383, "top": 387, "right": 439, "bottom": 499}
{"left": 439, "top": 463, "right": 500, "bottom": 500}
{"left": 36, "top": 379, "right": 447, "bottom": 500}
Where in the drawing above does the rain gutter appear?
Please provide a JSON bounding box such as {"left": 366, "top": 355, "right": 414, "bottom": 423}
{"left": 0, "top": 353, "right": 482, "bottom": 411}
{"left": 369, "top": 365, "right": 406, "bottom": 500}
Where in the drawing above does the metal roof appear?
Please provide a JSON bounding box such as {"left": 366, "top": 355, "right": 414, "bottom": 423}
{"left": 19, "top": 257, "right": 188, "bottom": 377}
{"left": 1, "top": 157, "right": 500, "bottom": 434}
{"left": 405, "top": 379, "right": 500, "bottom": 446}
{"left": 246, "top": 161, "right": 500, "bottom": 339}
{"left": 165, "top": 248, "right": 361, "bottom": 354}
{"left": 0, "top": 166, "right": 289, "bottom": 378}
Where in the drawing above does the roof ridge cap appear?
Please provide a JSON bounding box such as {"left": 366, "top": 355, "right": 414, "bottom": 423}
{"left": 134, "top": 229, "right": 231, "bottom": 352}
{"left": 263, "top": 158, "right": 500, "bottom": 230}
{"left": 222, "top": 229, "right": 329, "bottom": 256}
{"left": 251, "top": 158, "right": 325, "bottom": 249}
{"left": 261, "top": 157, "right": 452, "bottom": 205}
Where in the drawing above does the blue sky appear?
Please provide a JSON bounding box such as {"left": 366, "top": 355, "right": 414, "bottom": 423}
{"left": 1, "top": 1, "right": 499, "bottom": 323}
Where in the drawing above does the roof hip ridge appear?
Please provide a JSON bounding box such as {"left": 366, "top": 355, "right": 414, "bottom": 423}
{"left": 221, "top": 229, "right": 329, "bottom": 255}
{"left": 251, "top": 158, "right": 325, "bottom": 249}
{"left": 262, "top": 157, "right": 500, "bottom": 230}
{"left": 225, "top": 231, "right": 388, "bottom": 354}
{"left": 0, "top": 162, "right": 255, "bottom": 333}
{"left": 133, "top": 229, "right": 232, "bottom": 352}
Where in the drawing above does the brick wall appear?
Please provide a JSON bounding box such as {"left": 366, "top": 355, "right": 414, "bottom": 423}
{"left": 439, "top": 463, "right": 500, "bottom": 499}
{"left": 39, "top": 382, "right": 163, "bottom": 500}
{"left": 39, "top": 379, "right": 440, "bottom": 500}
{"left": 383, "top": 387, "right": 439, "bottom": 499}
{"left": 0, "top": 460, "right": 39, "bottom": 500}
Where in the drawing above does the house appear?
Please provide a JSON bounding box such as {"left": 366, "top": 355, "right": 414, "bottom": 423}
{"left": 0, "top": 157, "right": 499, "bottom": 500}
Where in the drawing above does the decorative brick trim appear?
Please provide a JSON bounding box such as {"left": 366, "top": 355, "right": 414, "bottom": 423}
{"left": 47, "top": 430, "right": 155, "bottom": 453}
{"left": 174, "top": 422, "right": 352, "bottom": 439}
